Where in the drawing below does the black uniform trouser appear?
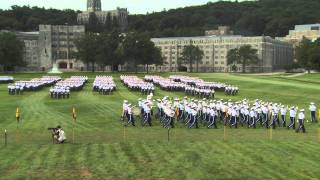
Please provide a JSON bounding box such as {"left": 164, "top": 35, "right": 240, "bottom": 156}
{"left": 296, "top": 119, "right": 305, "bottom": 133}
{"left": 145, "top": 113, "right": 152, "bottom": 126}
{"left": 288, "top": 117, "right": 295, "bottom": 129}
{"left": 281, "top": 115, "right": 286, "bottom": 127}
{"left": 208, "top": 115, "right": 217, "bottom": 128}
{"left": 311, "top": 111, "right": 316, "bottom": 123}
{"left": 230, "top": 116, "right": 237, "bottom": 128}
{"left": 189, "top": 115, "right": 198, "bottom": 128}
{"left": 128, "top": 114, "right": 135, "bottom": 126}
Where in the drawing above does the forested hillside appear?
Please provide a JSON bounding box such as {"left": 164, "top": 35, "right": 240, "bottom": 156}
{"left": 1, "top": 0, "right": 320, "bottom": 37}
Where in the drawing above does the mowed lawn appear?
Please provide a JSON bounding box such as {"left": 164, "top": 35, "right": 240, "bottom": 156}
{"left": 0, "top": 72, "right": 319, "bottom": 179}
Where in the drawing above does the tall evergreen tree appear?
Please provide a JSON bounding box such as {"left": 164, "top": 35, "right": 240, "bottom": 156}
{"left": 296, "top": 37, "right": 320, "bottom": 73}
{"left": 74, "top": 32, "right": 99, "bottom": 72}
{"left": 0, "top": 32, "right": 25, "bottom": 72}
{"left": 180, "top": 45, "right": 204, "bottom": 72}
{"left": 227, "top": 45, "right": 259, "bottom": 73}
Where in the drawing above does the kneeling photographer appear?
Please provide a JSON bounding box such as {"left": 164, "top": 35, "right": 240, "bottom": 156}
{"left": 48, "top": 125, "right": 67, "bottom": 144}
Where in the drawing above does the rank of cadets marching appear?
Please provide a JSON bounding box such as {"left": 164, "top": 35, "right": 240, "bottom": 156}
{"left": 0, "top": 76, "right": 14, "bottom": 84}
{"left": 8, "top": 76, "right": 61, "bottom": 95}
{"left": 120, "top": 75, "right": 155, "bottom": 95}
{"left": 144, "top": 75, "right": 239, "bottom": 98}
{"left": 49, "top": 76, "right": 88, "bottom": 99}
{"left": 123, "top": 96, "right": 317, "bottom": 133}
{"left": 93, "top": 76, "right": 116, "bottom": 95}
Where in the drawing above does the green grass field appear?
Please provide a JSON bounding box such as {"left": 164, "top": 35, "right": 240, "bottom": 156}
{"left": 0, "top": 72, "right": 319, "bottom": 179}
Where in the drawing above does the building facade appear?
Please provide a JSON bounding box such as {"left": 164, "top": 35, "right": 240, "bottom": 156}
{"left": 77, "top": 0, "right": 128, "bottom": 31}
{"left": 205, "top": 26, "right": 234, "bottom": 36}
{"left": 38, "top": 25, "right": 85, "bottom": 71}
{"left": 151, "top": 35, "right": 294, "bottom": 73}
{"left": 16, "top": 32, "right": 40, "bottom": 71}
{"left": 284, "top": 24, "right": 320, "bottom": 46}
{"left": 12, "top": 25, "right": 86, "bottom": 72}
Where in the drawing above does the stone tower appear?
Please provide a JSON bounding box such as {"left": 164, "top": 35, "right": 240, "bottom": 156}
{"left": 87, "top": 0, "right": 101, "bottom": 12}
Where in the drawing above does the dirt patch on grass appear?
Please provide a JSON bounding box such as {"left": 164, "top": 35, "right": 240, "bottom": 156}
{"left": 4, "top": 164, "right": 19, "bottom": 177}
{"left": 80, "top": 168, "right": 92, "bottom": 179}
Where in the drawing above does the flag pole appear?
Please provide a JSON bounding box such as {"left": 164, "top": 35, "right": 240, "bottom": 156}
{"left": 4, "top": 129, "right": 7, "bottom": 147}
{"left": 223, "top": 125, "right": 227, "bottom": 141}
{"left": 72, "top": 107, "right": 76, "bottom": 144}
{"left": 16, "top": 107, "right": 20, "bottom": 144}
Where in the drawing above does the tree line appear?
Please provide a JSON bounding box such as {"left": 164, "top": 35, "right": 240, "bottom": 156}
{"left": 0, "top": 32, "right": 25, "bottom": 72}
{"left": 74, "top": 31, "right": 163, "bottom": 72}
{"left": 1, "top": 0, "right": 320, "bottom": 37}
{"left": 295, "top": 38, "right": 320, "bottom": 73}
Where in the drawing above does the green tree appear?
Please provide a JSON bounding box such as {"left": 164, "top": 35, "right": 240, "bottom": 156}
{"left": 103, "top": 13, "right": 112, "bottom": 32}
{"left": 0, "top": 32, "right": 25, "bottom": 72}
{"left": 86, "top": 12, "right": 103, "bottom": 33}
{"left": 74, "top": 32, "right": 99, "bottom": 72}
{"left": 152, "top": 47, "right": 164, "bottom": 72}
{"left": 227, "top": 45, "right": 259, "bottom": 73}
{"left": 180, "top": 44, "right": 204, "bottom": 72}
{"left": 122, "top": 32, "right": 163, "bottom": 73}
{"left": 96, "top": 32, "right": 121, "bottom": 72}
{"left": 296, "top": 37, "right": 320, "bottom": 73}
{"left": 227, "top": 48, "right": 240, "bottom": 72}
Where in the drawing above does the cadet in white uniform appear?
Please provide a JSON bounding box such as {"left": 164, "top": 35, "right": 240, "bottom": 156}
{"left": 296, "top": 109, "right": 306, "bottom": 133}
{"left": 309, "top": 102, "right": 317, "bottom": 123}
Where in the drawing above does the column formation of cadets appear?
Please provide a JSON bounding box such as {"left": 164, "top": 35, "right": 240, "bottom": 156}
{"left": 145, "top": 75, "right": 185, "bottom": 91}
{"left": 93, "top": 76, "right": 116, "bottom": 95}
{"left": 49, "top": 76, "right": 88, "bottom": 99}
{"left": 120, "top": 75, "right": 154, "bottom": 95}
{"left": 0, "top": 76, "right": 14, "bottom": 84}
{"left": 122, "top": 96, "right": 317, "bottom": 133}
{"left": 8, "top": 76, "right": 61, "bottom": 95}
{"left": 145, "top": 75, "right": 238, "bottom": 98}
{"left": 170, "top": 75, "right": 239, "bottom": 96}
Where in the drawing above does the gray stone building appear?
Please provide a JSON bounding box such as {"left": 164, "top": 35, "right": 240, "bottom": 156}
{"left": 38, "top": 25, "right": 86, "bottom": 71}
{"left": 16, "top": 32, "right": 40, "bottom": 71}
{"left": 11, "top": 25, "right": 86, "bottom": 72}
{"left": 77, "top": 0, "right": 128, "bottom": 31}
{"left": 151, "top": 35, "right": 294, "bottom": 73}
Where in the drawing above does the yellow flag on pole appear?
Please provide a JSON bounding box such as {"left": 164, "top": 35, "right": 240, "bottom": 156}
{"left": 72, "top": 107, "right": 77, "bottom": 121}
{"left": 16, "top": 107, "right": 20, "bottom": 123}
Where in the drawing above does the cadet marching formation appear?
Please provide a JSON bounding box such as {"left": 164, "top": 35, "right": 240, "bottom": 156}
{"left": 122, "top": 96, "right": 317, "bottom": 133}
{"left": 170, "top": 75, "right": 239, "bottom": 95}
{"left": 121, "top": 75, "right": 155, "bottom": 95}
{"left": 145, "top": 75, "right": 185, "bottom": 91}
{"left": 8, "top": 76, "right": 61, "bottom": 95}
{"left": 145, "top": 75, "right": 239, "bottom": 98}
{"left": 0, "top": 76, "right": 14, "bottom": 84}
{"left": 93, "top": 76, "right": 116, "bottom": 95}
{"left": 49, "top": 76, "right": 88, "bottom": 99}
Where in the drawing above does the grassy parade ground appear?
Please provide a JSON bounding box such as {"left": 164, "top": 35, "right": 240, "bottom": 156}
{"left": 0, "top": 72, "right": 320, "bottom": 179}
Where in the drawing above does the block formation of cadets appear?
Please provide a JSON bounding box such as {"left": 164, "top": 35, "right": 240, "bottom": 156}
{"left": 120, "top": 75, "right": 154, "bottom": 95}
{"left": 145, "top": 75, "right": 185, "bottom": 91}
{"left": 93, "top": 76, "right": 116, "bottom": 95}
{"left": 8, "top": 76, "right": 61, "bottom": 95}
{"left": 170, "top": 75, "right": 239, "bottom": 96}
{"left": 50, "top": 76, "right": 88, "bottom": 99}
{"left": 122, "top": 96, "right": 317, "bottom": 133}
{"left": 0, "top": 76, "right": 14, "bottom": 84}
{"left": 145, "top": 75, "right": 238, "bottom": 98}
